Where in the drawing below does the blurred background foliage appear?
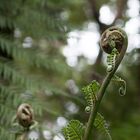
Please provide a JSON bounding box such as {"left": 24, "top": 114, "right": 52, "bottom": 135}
{"left": 0, "top": 0, "right": 140, "bottom": 140}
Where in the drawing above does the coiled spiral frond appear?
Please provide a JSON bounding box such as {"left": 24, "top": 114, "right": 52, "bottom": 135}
{"left": 100, "top": 26, "right": 127, "bottom": 54}
{"left": 112, "top": 75, "right": 126, "bottom": 96}
{"left": 63, "top": 27, "right": 128, "bottom": 140}
{"left": 83, "top": 27, "right": 128, "bottom": 140}
{"left": 16, "top": 103, "right": 34, "bottom": 128}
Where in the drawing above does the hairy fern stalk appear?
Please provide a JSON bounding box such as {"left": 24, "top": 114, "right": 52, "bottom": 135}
{"left": 63, "top": 26, "right": 128, "bottom": 140}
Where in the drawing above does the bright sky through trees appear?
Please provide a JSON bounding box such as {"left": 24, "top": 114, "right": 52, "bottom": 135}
{"left": 63, "top": 0, "right": 140, "bottom": 67}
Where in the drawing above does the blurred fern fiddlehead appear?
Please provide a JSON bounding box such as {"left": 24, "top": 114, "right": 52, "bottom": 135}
{"left": 12, "top": 103, "right": 38, "bottom": 140}
{"left": 63, "top": 26, "right": 128, "bottom": 140}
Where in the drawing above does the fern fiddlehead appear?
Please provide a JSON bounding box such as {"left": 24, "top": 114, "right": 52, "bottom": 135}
{"left": 63, "top": 27, "right": 128, "bottom": 140}
{"left": 12, "top": 103, "right": 38, "bottom": 140}
{"left": 83, "top": 26, "right": 128, "bottom": 140}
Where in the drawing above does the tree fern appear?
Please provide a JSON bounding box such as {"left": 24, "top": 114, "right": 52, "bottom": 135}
{"left": 0, "top": 0, "right": 71, "bottom": 139}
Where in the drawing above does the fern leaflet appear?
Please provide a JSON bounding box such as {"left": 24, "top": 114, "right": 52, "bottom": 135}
{"left": 112, "top": 75, "right": 126, "bottom": 96}
{"left": 63, "top": 120, "right": 84, "bottom": 140}
{"left": 82, "top": 80, "right": 100, "bottom": 112}
{"left": 94, "top": 113, "right": 112, "bottom": 140}
{"left": 107, "top": 48, "right": 119, "bottom": 72}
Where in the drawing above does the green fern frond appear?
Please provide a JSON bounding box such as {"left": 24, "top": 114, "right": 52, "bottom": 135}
{"left": 0, "top": 103, "right": 15, "bottom": 127}
{"left": 0, "top": 84, "right": 23, "bottom": 128}
{"left": 0, "top": 84, "right": 23, "bottom": 106}
{"left": 0, "top": 61, "right": 35, "bottom": 88}
{"left": 0, "top": 127, "right": 14, "bottom": 140}
{"left": 0, "top": 60, "right": 64, "bottom": 90}
{"left": 0, "top": 1, "right": 69, "bottom": 139}
{"left": 0, "top": 15, "right": 15, "bottom": 30}
{"left": 107, "top": 48, "right": 119, "bottom": 72}
{"left": 82, "top": 80, "right": 100, "bottom": 111}
{"left": 63, "top": 120, "right": 84, "bottom": 140}
{"left": 94, "top": 113, "right": 112, "bottom": 140}
{"left": 112, "top": 75, "right": 126, "bottom": 96}
{"left": 17, "top": 5, "right": 67, "bottom": 39}
{"left": 0, "top": 37, "right": 68, "bottom": 74}
{"left": 0, "top": 84, "right": 70, "bottom": 124}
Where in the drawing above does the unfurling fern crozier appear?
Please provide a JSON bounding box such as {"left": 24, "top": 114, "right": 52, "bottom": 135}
{"left": 63, "top": 27, "right": 128, "bottom": 140}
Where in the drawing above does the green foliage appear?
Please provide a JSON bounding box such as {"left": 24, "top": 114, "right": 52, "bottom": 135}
{"left": 112, "top": 75, "right": 126, "bottom": 96}
{"left": 82, "top": 81, "right": 112, "bottom": 139}
{"left": 63, "top": 120, "right": 84, "bottom": 140}
{"left": 107, "top": 48, "right": 119, "bottom": 72}
{"left": 0, "top": 0, "right": 71, "bottom": 139}
{"left": 0, "top": 0, "right": 138, "bottom": 139}
{"left": 63, "top": 80, "right": 112, "bottom": 140}
{"left": 94, "top": 113, "right": 112, "bottom": 140}
{"left": 82, "top": 80, "right": 100, "bottom": 110}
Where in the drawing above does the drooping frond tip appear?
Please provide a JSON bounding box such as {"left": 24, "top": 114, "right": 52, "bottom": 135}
{"left": 112, "top": 75, "right": 126, "bottom": 96}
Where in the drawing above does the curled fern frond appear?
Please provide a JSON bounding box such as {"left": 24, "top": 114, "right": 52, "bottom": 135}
{"left": 63, "top": 120, "right": 84, "bottom": 140}
{"left": 112, "top": 75, "right": 126, "bottom": 96}
{"left": 82, "top": 80, "right": 100, "bottom": 111}
{"left": 100, "top": 27, "right": 126, "bottom": 54}
{"left": 83, "top": 27, "right": 128, "bottom": 140}
{"left": 94, "top": 113, "right": 112, "bottom": 140}
{"left": 85, "top": 106, "right": 91, "bottom": 113}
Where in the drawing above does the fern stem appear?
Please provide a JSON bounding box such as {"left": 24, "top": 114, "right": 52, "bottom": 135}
{"left": 83, "top": 27, "right": 128, "bottom": 140}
